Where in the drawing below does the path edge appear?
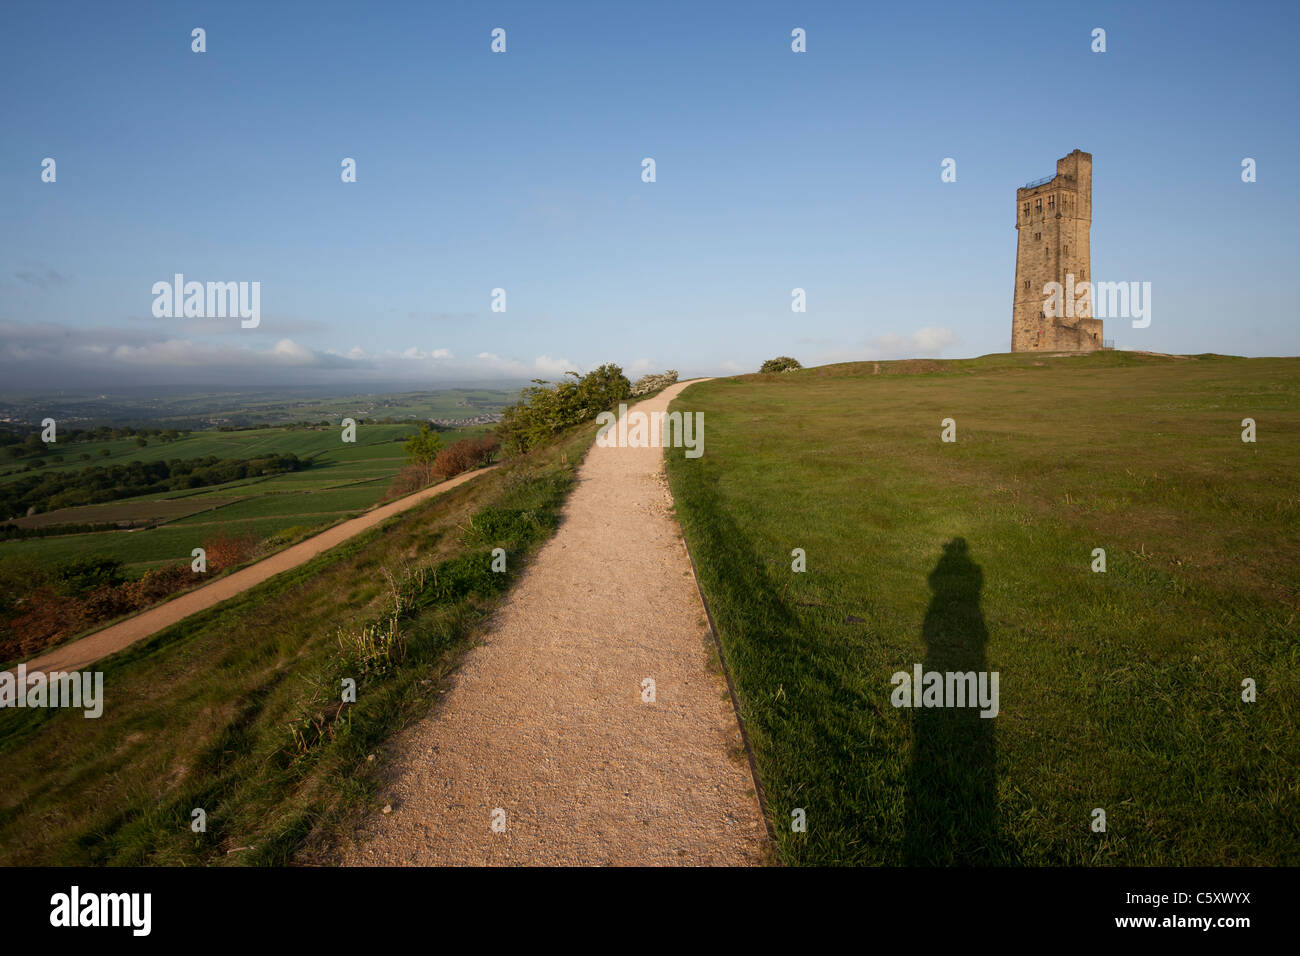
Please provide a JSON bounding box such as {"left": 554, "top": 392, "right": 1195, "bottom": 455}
{"left": 9, "top": 464, "right": 499, "bottom": 675}
{"left": 665, "top": 380, "right": 779, "bottom": 856}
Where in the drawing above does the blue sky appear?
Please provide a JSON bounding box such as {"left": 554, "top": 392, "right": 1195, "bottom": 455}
{"left": 2, "top": 0, "right": 1297, "bottom": 388}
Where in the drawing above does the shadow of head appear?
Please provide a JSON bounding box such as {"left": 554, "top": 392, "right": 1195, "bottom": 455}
{"left": 923, "top": 537, "right": 987, "bottom": 665}
{"left": 927, "top": 536, "right": 982, "bottom": 600}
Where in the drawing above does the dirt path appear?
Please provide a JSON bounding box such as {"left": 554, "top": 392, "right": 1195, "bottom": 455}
{"left": 342, "top": 382, "right": 767, "bottom": 866}
{"left": 9, "top": 466, "right": 495, "bottom": 676}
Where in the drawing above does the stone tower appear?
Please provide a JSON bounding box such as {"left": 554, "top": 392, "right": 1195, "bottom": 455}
{"left": 1011, "top": 149, "right": 1103, "bottom": 351}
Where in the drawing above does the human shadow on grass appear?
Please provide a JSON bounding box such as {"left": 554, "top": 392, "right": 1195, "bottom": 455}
{"left": 903, "top": 537, "right": 1011, "bottom": 865}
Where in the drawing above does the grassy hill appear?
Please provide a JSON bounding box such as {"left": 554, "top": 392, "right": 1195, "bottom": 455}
{"left": 0, "top": 425, "right": 591, "bottom": 865}
{"left": 666, "top": 351, "right": 1299, "bottom": 865}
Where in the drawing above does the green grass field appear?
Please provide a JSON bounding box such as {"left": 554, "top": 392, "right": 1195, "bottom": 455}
{"left": 9, "top": 497, "right": 237, "bottom": 529}
{"left": 0, "top": 423, "right": 419, "bottom": 483}
{"left": 0, "top": 423, "right": 487, "bottom": 575}
{"left": 666, "top": 351, "right": 1299, "bottom": 866}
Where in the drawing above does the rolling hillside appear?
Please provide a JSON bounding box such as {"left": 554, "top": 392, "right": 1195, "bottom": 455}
{"left": 666, "top": 351, "right": 1299, "bottom": 865}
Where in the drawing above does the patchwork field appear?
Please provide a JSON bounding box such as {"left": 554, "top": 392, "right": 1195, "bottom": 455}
{"left": 0, "top": 386, "right": 519, "bottom": 433}
{"left": 666, "top": 351, "right": 1299, "bottom": 866}
{"left": 9, "top": 497, "right": 237, "bottom": 530}
{"left": 0, "top": 423, "right": 492, "bottom": 575}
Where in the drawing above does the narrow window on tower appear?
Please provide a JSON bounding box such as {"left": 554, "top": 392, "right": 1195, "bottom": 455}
{"left": 1034, "top": 232, "right": 1041, "bottom": 241}
{"left": 1023, "top": 202, "right": 1030, "bottom": 219}
{"left": 1035, "top": 198, "right": 1042, "bottom": 212}
{"left": 1064, "top": 244, "right": 1069, "bottom": 256}
{"left": 1048, "top": 195, "right": 1055, "bottom": 209}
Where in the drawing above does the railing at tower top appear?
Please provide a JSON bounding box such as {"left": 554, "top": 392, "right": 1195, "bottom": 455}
{"left": 1103, "top": 339, "right": 1115, "bottom": 349}
{"left": 1020, "top": 174, "right": 1055, "bottom": 190}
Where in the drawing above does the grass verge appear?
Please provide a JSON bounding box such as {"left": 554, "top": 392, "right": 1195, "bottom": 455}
{"left": 666, "top": 351, "right": 1299, "bottom": 865}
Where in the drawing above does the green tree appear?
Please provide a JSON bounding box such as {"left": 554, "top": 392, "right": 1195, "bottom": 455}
{"left": 496, "top": 363, "right": 631, "bottom": 456}
{"left": 574, "top": 363, "right": 631, "bottom": 417}
{"left": 403, "top": 424, "right": 443, "bottom": 465}
{"left": 54, "top": 555, "right": 125, "bottom": 596}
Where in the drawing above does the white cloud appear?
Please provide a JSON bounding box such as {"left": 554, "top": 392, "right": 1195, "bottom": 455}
{"left": 807, "top": 327, "right": 960, "bottom": 364}
{"left": 105, "top": 336, "right": 331, "bottom": 368}
{"left": 910, "top": 327, "right": 958, "bottom": 352}
{"left": 0, "top": 319, "right": 574, "bottom": 387}
{"left": 398, "top": 346, "right": 453, "bottom": 361}
{"left": 270, "top": 338, "right": 317, "bottom": 363}
{"left": 470, "top": 352, "right": 578, "bottom": 377}
{"left": 859, "top": 326, "right": 956, "bottom": 357}
{"left": 532, "top": 354, "right": 578, "bottom": 376}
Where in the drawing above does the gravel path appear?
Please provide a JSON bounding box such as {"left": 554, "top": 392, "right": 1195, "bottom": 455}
{"left": 9, "top": 466, "right": 495, "bottom": 676}
{"left": 343, "top": 381, "right": 767, "bottom": 866}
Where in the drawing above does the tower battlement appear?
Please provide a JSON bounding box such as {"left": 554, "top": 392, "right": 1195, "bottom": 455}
{"left": 1011, "top": 149, "right": 1103, "bottom": 352}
